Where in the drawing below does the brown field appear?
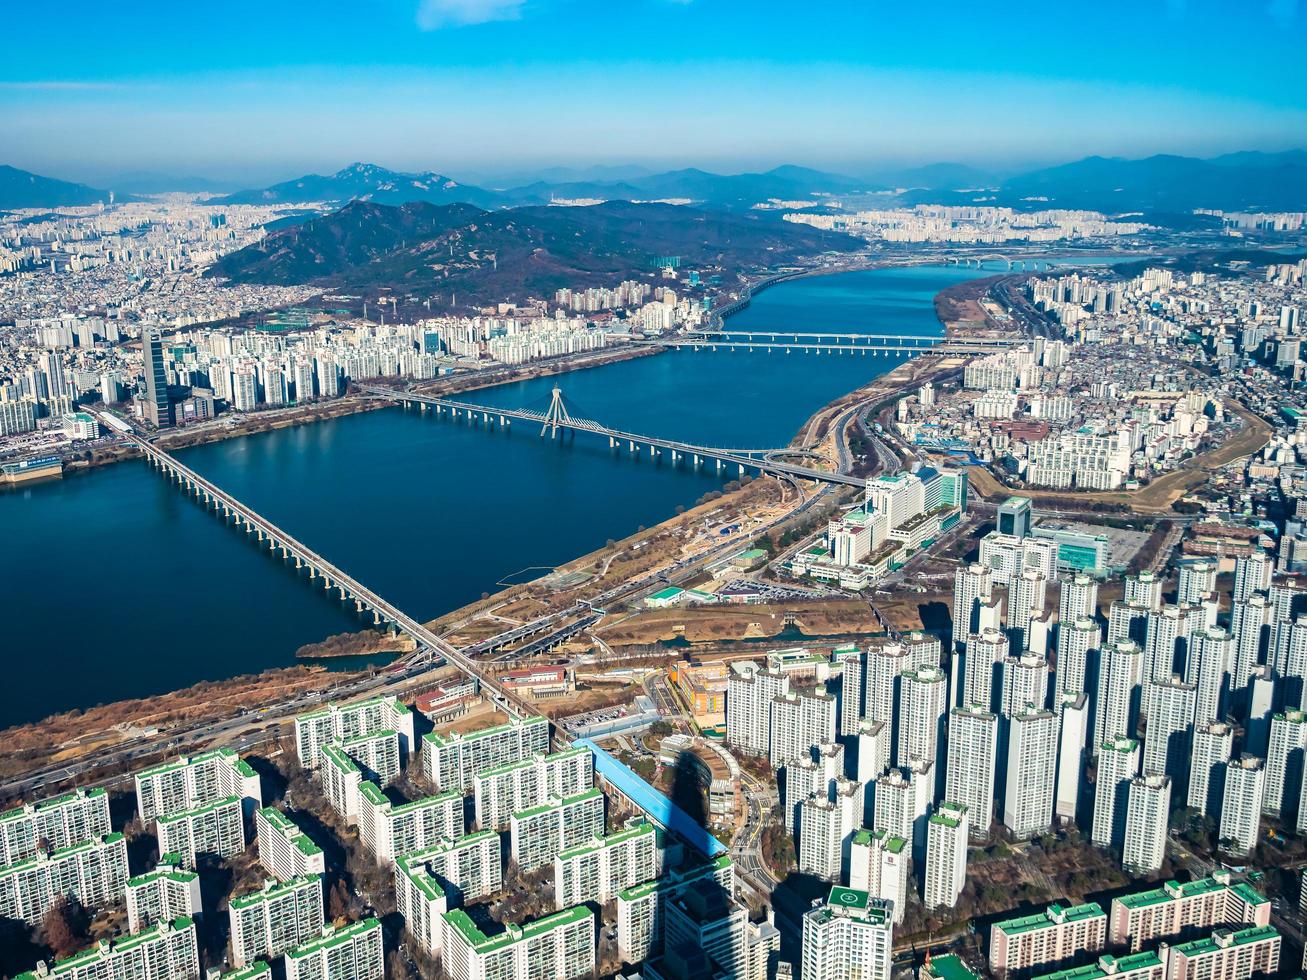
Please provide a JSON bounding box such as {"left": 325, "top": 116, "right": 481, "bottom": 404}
{"left": 597, "top": 600, "right": 879, "bottom": 647}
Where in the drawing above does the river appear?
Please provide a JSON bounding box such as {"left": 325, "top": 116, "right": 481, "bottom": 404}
{"left": 0, "top": 263, "right": 996, "bottom": 726}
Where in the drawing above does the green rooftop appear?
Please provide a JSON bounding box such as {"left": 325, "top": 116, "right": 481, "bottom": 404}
{"left": 996, "top": 903, "right": 1105, "bottom": 936}
{"left": 923, "top": 954, "right": 978, "bottom": 980}
{"left": 443, "top": 904, "right": 592, "bottom": 954}
{"left": 1170, "top": 925, "right": 1280, "bottom": 958}
{"left": 285, "top": 918, "right": 380, "bottom": 960}
{"left": 1031, "top": 950, "right": 1163, "bottom": 980}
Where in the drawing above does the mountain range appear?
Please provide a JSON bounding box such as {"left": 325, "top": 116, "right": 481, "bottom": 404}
{"left": 0, "top": 165, "right": 120, "bottom": 209}
{"left": 6, "top": 150, "right": 1307, "bottom": 213}
{"left": 206, "top": 199, "right": 862, "bottom": 306}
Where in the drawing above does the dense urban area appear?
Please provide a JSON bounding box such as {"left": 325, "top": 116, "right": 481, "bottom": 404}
{"left": 4, "top": 151, "right": 1307, "bottom": 980}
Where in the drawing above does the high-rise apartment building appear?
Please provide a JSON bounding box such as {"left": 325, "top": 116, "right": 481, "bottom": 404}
{"left": 1220, "top": 757, "right": 1266, "bottom": 856}
{"left": 255, "top": 807, "right": 326, "bottom": 881}
{"left": 284, "top": 918, "right": 384, "bottom": 980}
{"left": 509, "top": 789, "right": 604, "bottom": 872}
{"left": 0, "top": 787, "right": 111, "bottom": 866}
{"left": 473, "top": 749, "right": 592, "bottom": 831}
{"left": 126, "top": 859, "right": 201, "bottom": 934}
{"left": 1189, "top": 723, "right": 1234, "bottom": 818}
{"left": 17, "top": 917, "right": 198, "bottom": 980}
{"left": 421, "top": 715, "right": 550, "bottom": 792}
{"left": 554, "top": 822, "right": 658, "bottom": 909}
{"left": 801, "top": 888, "right": 894, "bottom": 980}
{"left": 443, "top": 906, "right": 594, "bottom": 980}
{"left": 0, "top": 832, "right": 129, "bottom": 926}
{"left": 229, "top": 876, "right": 324, "bottom": 968}
{"left": 1093, "top": 738, "right": 1140, "bottom": 849}
{"left": 945, "top": 704, "right": 997, "bottom": 839}
{"left": 1122, "top": 775, "right": 1171, "bottom": 875}
{"left": 1004, "top": 708, "right": 1057, "bottom": 839}
{"left": 156, "top": 794, "right": 246, "bottom": 868}
{"left": 134, "top": 748, "right": 262, "bottom": 824}
{"left": 923, "top": 802, "right": 968, "bottom": 910}
{"left": 989, "top": 903, "right": 1107, "bottom": 974}
{"left": 357, "top": 784, "right": 463, "bottom": 866}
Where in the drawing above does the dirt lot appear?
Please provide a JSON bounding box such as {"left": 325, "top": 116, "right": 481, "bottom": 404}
{"left": 597, "top": 599, "right": 879, "bottom": 647}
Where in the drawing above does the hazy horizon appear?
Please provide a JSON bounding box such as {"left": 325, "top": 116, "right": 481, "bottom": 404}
{"left": 4, "top": 0, "right": 1306, "bottom": 185}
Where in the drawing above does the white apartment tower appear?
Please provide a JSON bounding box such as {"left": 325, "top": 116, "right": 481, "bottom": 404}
{"left": 1004, "top": 708, "right": 1057, "bottom": 839}
{"left": 923, "top": 802, "right": 969, "bottom": 910}
{"left": 1122, "top": 775, "right": 1171, "bottom": 875}
{"left": 945, "top": 705, "right": 997, "bottom": 839}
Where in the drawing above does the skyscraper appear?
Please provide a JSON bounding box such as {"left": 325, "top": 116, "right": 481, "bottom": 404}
{"left": 1093, "top": 737, "right": 1140, "bottom": 849}
{"left": 1058, "top": 574, "right": 1099, "bottom": 626}
{"left": 1094, "top": 640, "right": 1142, "bottom": 750}
{"left": 953, "top": 564, "right": 993, "bottom": 650}
{"left": 1188, "top": 723, "right": 1233, "bottom": 817}
{"left": 1142, "top": 676, "right": 1196, "bottom": 783}
{"left": 143, "top": 327, "right": 173, "bottom": 428}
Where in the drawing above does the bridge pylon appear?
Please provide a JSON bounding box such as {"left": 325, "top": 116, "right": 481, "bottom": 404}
{"left": 541, "top": 385, "right": 573, "bottom": 438}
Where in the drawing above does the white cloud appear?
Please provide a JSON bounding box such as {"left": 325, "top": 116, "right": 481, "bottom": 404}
{"left": 416, "top": 0, "right": 525, "bottom": 28}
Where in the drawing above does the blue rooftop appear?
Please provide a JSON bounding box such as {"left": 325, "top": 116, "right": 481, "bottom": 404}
{"left": 572, "top": 737, "right": 727, "bottom": 859}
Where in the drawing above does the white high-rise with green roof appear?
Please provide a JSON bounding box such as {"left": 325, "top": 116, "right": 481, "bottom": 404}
{"left": 229, "top": 875, "right": 324, "bottom": 968}
{"left": 801, "top": 887, "right": 893, "bottom": 980}
{"left": 554, "top": 821, "right": 658, "bottom": 909}
{"left": 17, "top": 916, "right": 198, "bottom": 980}
{"left": 126, "top": 857, "right": 201, "bottom": 933}
{"left": 256, "top": 807, "right": 325, "bottom": 880}
{"left": 134, "top": 748, "right": 262, "bottom": 824}
{"left": 509, "top": 789, "right": 604, "bottom": 872}
{"left": 284, "top": 917, "right": 384, "bottom": 980}
{"left": 0, "top": 787, "right": 111, "bottom": 866}
{"left": 473, "top": 748, "right": 593, "bottom": 831}
{"left": 357, "top": 783, "right": 462, "bottom": 866}
{"left": 294, "top": 696, "right": 414, "bottom": 771}
{"left": 422, "top": 716, "right": 550, "bottom": 793}
{"left": 442, "top": 905, "right": 595, "bottom": 980}
{"left": 156, "top": 794, "right": 245, "bottom": 868}
{"left": 0, "top": 832, "right": 129, "bottom": 926}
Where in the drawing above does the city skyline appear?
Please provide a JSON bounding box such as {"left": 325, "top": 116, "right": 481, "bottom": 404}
{"left": 3, "top": 0, "right": 1306, "bottom": 182}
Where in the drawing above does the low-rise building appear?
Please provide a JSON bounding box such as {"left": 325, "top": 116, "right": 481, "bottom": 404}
{"left": 1029, "top": 950, "right": 1164, "bottom": 980}
{"left": 989, "top": 903, "right": 1108, "bottom": 974}
{"left": 1108, "top": 875, "right": 1271, "bottom": 951}
{"left": 1165, "top": 925, "right": 1280, "bottom": 980}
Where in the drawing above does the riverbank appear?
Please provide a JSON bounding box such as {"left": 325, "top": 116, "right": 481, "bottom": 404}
{"left": 63, "top": 343, "right": 663, "bottom": 476}
{"left": 0, "top": 263, "right": 988, "bottom": 770}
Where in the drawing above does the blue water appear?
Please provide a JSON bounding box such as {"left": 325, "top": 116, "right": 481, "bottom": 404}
{"left": 0, "top": 264, "right": 993, "bottom": 726}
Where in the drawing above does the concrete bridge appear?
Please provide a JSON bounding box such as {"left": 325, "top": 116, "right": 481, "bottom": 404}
{"left": 125, "top": 431, "right": 539, "bottom": 719}
{"left": 651, "top": 330, "right": 1019, "bottom": 355}
{"left": 358, "top": 384, "right": 867, "bottom": 488}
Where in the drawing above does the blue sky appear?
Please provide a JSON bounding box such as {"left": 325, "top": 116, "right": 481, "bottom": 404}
{"left": 2, "top": 0, "right": 1305, "bottom": 184}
